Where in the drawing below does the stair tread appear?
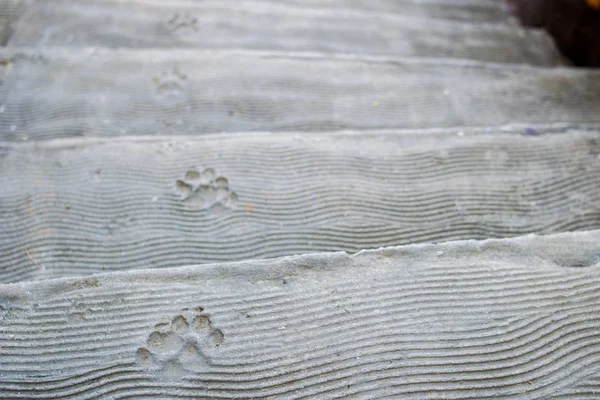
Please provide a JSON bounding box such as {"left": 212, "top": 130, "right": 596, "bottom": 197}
{"left": 0, "top": 230, "right": 599, "bottom": 398}
{"left": 6, "top": 0, "right": 562, "bottom": 66}
{"left": 1, "top": 48, "right": 599, "bottom": 141}
{"left": 1, "top": 125, "right": 599, "bottom": 282}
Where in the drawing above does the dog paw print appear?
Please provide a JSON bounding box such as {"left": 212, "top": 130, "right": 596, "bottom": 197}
{"left": 164, "top": 13, "right": 199, "bottom": 38}
{"left": 67, "top": 301, "right": 92, "bottom": 323}
{"left": 106, "top": 215, "right": 135, "bottom": 235}
{"left": 175, "top": 167, "right": 238, "bottom": 210}
{"left": 152, "top": 66, "right": 187, "bottom": 99}
{"left": 136, "top": 309, "right": 224, "bottom": 380}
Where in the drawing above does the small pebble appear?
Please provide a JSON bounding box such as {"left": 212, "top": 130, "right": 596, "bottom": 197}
{"left": 523, "top": 127, "right": 540, "bottom": 136}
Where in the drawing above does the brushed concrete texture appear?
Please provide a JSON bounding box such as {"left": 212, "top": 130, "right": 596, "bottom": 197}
{"left": 1, "top": 48, "right": 600, "bottom": 141}
{"left": 5, "top": 0, "right": 562, "bottom": 66}
{"left": 1, "top": 126, "right": 599, "bottom": 283}
{"left": 0, "top": 231, "right": 599, "bottom": 398}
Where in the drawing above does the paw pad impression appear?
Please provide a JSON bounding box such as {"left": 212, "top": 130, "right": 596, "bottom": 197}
{"left": 175, "top": 167, "right": 238, "bottom": 210}
{"left": 136, "top": 309, "right": 224, "bottom": 380}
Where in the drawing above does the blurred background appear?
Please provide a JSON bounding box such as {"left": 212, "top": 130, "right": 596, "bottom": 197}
{"left": 508, "top": 0, "right": 600, "bottom": 67}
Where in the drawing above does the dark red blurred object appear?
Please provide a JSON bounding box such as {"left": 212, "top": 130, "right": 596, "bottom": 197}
{"left": 507, "top": 0, "right": 600, "bottom": 67}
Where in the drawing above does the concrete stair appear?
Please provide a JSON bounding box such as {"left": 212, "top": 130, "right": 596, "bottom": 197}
{"left": 1, "top": 0, "right": 600, "bottom": 398}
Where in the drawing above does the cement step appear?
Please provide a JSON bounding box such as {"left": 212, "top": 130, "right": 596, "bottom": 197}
{"left": 5, "top": 0, "right": 562, "bottom": 66}
{"left": 0, "top": 230, "right": 599, "bottom": 398}
{"left": 1, "top": 125, "right": 599, "bottom": 282}
{"left": 1, "top": 48, "right": 599, "bottom": 142}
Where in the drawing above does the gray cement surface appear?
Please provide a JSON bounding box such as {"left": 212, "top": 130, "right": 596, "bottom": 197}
{"left": 0, "top": 231, "right": 599, "bottom": 398}
{"left": 6, "top": 0, "right": 562, "bottom": 65}
{"left": 1, "top": 48, "right": 600, "bottom": 141}
{"left": 1, "top": 126, "right": 599, "bottom": 283}
{"left": 1, "top": 1, "right": 600, "bottom": 398}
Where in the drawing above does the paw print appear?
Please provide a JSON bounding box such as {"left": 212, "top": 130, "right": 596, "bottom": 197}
{"left": 106, "top": 215, "right": 135, "bottom": 235}
{"left": 152, "top": 66, "right": 187, "bottom": 99}
{"left": 136, "top": 309, "right": 224, "bottom": 380}
{"left": 175, "top": 167, "right": 239, "bottom": 210}
{"left": 67, "top": 301, "right": 92, "bottom": 323}
{"left": 164, "top": 13, "right": 199, "bottom": 38}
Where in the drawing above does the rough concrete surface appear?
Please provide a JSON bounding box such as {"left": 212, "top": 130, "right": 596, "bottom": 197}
{"left": 1, "top": 126, "right": 599, "bottom": 282}
{"left": 2, "top": 48, "right": 600, "bottom": 141}
{"left": 5, "top": 0, "right": 562, "bottom": 65}
{"left": 1, "top": 0, "right": 600, "bottom": 398}
{"left": 0, "top": 231, "right": 599, "bottom": 399}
